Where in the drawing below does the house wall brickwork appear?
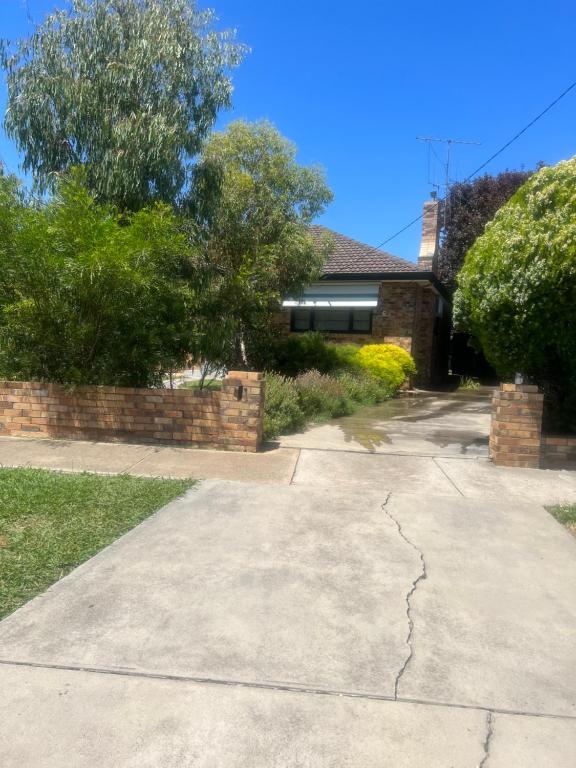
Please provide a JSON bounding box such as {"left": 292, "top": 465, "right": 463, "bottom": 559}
{"left": 0, "top": 372, "right": 265, "bottom": 452}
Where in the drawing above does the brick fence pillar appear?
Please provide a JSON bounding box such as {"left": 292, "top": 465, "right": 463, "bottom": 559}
{"left": 490, "top": 384, "right": 544, "bottom": 468}
{"left": 220, "top": 371, "right": 265, "bottom": 452}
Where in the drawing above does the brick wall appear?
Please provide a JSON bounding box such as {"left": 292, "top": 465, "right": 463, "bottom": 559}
{"left": 541, "top": 435, "right": 576, "bottom": 468}
{"left": 410, "top": 286, "right": 438, "bottom": 387}
{"left": 0, "top": 372, "right": 265, "bottom": 452}
{"left": 490, "top": 384, "right": 544, "bottom": 468}
{"left": 417, "top": 199, "right": 441, "bottom": 272}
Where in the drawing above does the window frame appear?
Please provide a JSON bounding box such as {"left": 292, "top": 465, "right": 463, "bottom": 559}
{"left": 290, "top": 308, "right": 373, "bottom": 335}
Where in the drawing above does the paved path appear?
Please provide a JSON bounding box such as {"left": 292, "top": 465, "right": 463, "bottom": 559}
{"left": 1, "top": 394, "right": 576, "bottom": 765}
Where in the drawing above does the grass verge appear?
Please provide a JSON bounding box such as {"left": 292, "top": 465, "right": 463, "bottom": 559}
{"left": 0, "top": 468, "right": 194, "bottom": 619}
{"left": 548, "top": 503, "right": 576, "bottom": 536}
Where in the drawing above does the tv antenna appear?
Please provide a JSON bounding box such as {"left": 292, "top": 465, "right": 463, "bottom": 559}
{"left": 417, "top": 136, "right": 481, "bottom": 225}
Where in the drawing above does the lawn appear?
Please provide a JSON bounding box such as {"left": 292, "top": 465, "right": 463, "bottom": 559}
{"left": 548, "top": 503, "right": 576, "bottom": 536}
{"left": 0, "top": 468, "right": 194, "bottom": 620}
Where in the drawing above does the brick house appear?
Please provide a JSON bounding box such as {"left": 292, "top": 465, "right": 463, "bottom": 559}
{"left": 276, "top": 198, "right": 449, "bottom": 387}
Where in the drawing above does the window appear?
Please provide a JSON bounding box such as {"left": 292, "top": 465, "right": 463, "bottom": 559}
{"left": 290, "top": 308, "right": 373, "bottom": 334}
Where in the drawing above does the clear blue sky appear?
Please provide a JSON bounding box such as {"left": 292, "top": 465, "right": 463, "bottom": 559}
{"left": 2, "top": 1, "right": 576, "bottom": 262}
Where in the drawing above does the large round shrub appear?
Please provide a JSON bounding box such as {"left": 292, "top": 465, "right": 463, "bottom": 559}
{"left": 356, "top": 344, "right": 416, "bottom": 392}
{"left": 454, "top": 158, "right": 576, "bottom": 430}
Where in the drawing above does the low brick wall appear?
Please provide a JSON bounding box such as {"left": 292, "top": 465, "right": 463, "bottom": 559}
{"left": 490, "top": 383, "right": 576, "bottom": 469}
{"left": 490, "top": 384, "right": 544, "bottom": 468}
{"left": 0, "top": 371, "right": 265, "bottom": 452}
{"left": 541, "top": 435, "right": 576, "bottom": 468}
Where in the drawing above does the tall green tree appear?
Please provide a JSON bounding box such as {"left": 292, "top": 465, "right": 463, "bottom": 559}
{"left": 187, "top": 120, "right": 334, "bottom": 368}
{"left": 454, "top": 158, "right": 576, "bottom": 430}
{"left": 0, "top": 170, "right": 196, "bottom": 386}
{"left": 438, "top": 170, "right": 534, "bottom": 293}
{"left": 1, "top": 0, "right": 244, "bottom": 210}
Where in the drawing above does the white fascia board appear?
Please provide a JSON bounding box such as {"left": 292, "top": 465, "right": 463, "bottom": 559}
{"left": 282, "top": 300, "right": 378, "bottom": 308}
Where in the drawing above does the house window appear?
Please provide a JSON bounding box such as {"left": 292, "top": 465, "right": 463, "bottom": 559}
{"left": 290, "top": 308, "right": 373, "bottom": 334}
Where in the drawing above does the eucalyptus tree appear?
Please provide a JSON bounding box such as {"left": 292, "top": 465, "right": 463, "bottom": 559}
{"left": 1, "top": 0, "right": 245, "bottom": 210}
{"left": 187, "top": 120, "right": 334, "bottom": 368}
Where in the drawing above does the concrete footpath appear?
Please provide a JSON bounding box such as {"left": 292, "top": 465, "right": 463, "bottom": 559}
{"left": 1, "top": 431, "right": 576, "bottom": 765}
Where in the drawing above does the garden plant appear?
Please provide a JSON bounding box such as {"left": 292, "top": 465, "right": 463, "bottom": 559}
{"left": 454, "top": 158, "right": 576, "bottom": 431}
{"left": 262, "top": 336, "right": 415, "bottom": 439}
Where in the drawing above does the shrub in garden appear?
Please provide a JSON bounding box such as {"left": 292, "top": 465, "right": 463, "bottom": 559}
{"left": 356, "top": 344, "right": 416, "bottom": 392}
{"left": 263, "top": 374, "right": 306, "bottom": 440}
{"left": 293, "top": 370, "right": 353, "bottom": 418}
{"left": 266, "top": 332, "right": 341, "bottom": 376}
{"left": 330, "top": 343, "right": 362, "bottom": 371}
{"left": 454, "top": 158, "right": 576, "bottom": 431}
{"left": 0, "top": 172, "right": 194, "bottom": 387}
{"left": 336, "top": 371, "right": 390, "bottom": 406}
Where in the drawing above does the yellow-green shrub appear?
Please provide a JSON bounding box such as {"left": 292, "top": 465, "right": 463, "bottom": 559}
{"left": 356, "top": 344, "right": 416, "bottom": 392}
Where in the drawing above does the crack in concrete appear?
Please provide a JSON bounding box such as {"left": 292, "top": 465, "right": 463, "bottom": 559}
{"left": 381, "top": 492, "right": 427, "bottom": 700}
{"left": 478, "top": 711, "right": 494, "bottom": 767}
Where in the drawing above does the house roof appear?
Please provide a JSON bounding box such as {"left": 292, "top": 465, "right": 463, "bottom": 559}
{"left": 310, "top": 225, "right": 418, "bottom": 276}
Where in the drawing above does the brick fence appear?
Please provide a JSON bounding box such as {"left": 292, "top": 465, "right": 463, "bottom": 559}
{"left": 0, "top": 371, "right": 265, "bottom": 452}
{"left": 490, "top": 383, "right": 576, "bottom": 468}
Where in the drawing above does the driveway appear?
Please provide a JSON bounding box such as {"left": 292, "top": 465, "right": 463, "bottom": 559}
{"left": 279, "top": 388, "right": 492, "bottom": 456}
{"left": 1, "top": 393, "right": 576, "bottom": 766}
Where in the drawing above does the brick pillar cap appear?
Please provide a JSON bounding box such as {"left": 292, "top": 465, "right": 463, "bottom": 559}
{"left": 226, "top": 371, "right": 264, "bottom": 381}
{"left": 500, "top": 383, "right": 540, "bottom": 393}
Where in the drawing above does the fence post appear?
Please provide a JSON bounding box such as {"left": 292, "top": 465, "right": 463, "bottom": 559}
{"left": 490, "top": 383, "right": 543, "bottom": 468}
{"left": 220, "top": 371, "right": 265, "bottom": 452}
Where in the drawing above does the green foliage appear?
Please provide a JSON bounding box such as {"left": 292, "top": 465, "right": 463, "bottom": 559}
{"left": 187, "top": 121, "right": 333, "bottom": 367}
{"left": 356, "top": 344, "right": 416, "bottom": 392}
{"left": 293, "top": 370, "right": 353, "bottom": 418}
{"left": 458, "top": 376, "right": 480, "bottom": 391}
{"left": 336, "top": 370, "right": 391, "bottom": 405}
{"left": 548, "top": 503, "right": 576, "bottom": 535}
{"left": 1, "top": 0, "right": 245, "bottom": 209}
{"left": 263, "top": 373, "right": 306, "bottom": 440}
{"left": 0, "top": 467, "right": 193, "bottom": 619}
{"left": 0, "top": 171, "right": 195, "bottom": 386}
{"left": 263, "top": 365, "right": 399, "bottom": 441}
{"left": 454, "top": 158, "right": 576, "bottom": 430}
{"left": 438, "top": 170, "right": 535, "bottom": 294}
{"left": 264, "top": 335, "right": 363, "bottom": 378}
{"left": 265, "top": 332, "right": 340, "bottom": 376}
{"left": 331, "top": 343, "right": 363, "bottom": 371}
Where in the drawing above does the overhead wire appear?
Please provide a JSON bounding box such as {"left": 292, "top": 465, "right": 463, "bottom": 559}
{"left": 375, "top": 79, "right": 576, "bottom": 249}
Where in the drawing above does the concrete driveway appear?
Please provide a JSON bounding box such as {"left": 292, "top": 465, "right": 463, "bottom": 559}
{"left": 1, "top": 391, "right": 576, "bottom": 765}
{"left": 279, "top": 389, "right": 493, "bottom": 456}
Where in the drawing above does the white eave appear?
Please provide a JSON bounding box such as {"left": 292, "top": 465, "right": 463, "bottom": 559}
{"left": 283, "top": 281, "right": 379, "bottom": 309}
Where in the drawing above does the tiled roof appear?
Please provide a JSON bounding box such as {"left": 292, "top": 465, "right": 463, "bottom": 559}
{"left": 310, "top": 225, "right": 418, "bottom": 275}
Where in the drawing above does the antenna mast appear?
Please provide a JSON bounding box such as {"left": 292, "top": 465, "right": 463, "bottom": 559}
{"left": 417, "top": 136, "right": 481, "bottom": 226}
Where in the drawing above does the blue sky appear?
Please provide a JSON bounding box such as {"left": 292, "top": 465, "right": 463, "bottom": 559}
{"left": 1, "top": 1, "right": 576, "bottom": 262}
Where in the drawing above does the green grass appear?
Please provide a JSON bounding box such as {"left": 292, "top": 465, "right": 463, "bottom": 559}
{"left": 548, "top": 503, "right": 576, "bottom": 536}
{"left": 180, "top": 379, "right": 222, "bottom": 391}
{"left": 0, "top": 468, "right": 195, "bottom": 619}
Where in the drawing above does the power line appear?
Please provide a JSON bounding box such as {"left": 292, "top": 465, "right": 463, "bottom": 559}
{"left": 375, "top": 78, "right": 576, "bottom": 249}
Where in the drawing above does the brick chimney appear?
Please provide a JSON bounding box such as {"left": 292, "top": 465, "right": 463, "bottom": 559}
{"left": 418, "top": 194, "right": 442, "bottom": 273}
